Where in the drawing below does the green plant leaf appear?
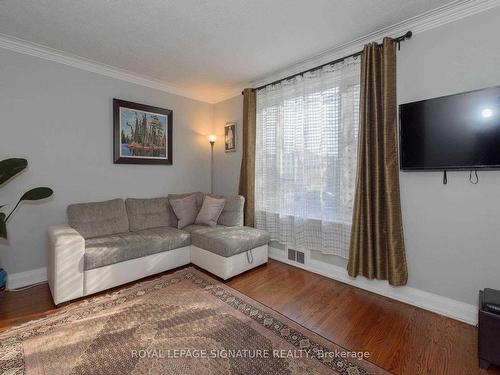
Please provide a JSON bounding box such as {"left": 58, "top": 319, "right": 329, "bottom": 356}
{"left": 0, "top": 158, "right": 28, "bottom": 185}
{"left": 20, "top": 187, "right": 54, "bottom": 201}
{"left": 5, "top": 187, "right": 54, "bottom": 223}
{"left": 0, "top": 212, "right": 6, "bottom": 239}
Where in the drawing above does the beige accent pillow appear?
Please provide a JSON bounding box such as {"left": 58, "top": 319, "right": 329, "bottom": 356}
{"left": 206, "top": 194, "right": 244, "bottom": 226}
{"left": 168, "top": 192, "right": 204, "bottom": 211}
{"left": 169, "top": 194, "right": 199, "bottom": 229}
{"left": 195, "top": 196, "right": 226, "bottom": 227}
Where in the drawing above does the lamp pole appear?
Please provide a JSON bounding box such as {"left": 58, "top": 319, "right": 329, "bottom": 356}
{"left": 209, "top": 135, "right": 216, "bottom": 193}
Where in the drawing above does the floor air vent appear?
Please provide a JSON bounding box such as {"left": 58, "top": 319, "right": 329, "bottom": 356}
{"left": 287, "top": 248, "right": 305, "bottom": 264}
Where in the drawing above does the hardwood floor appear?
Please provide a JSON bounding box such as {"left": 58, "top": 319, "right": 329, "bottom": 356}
{"left": 0, "top": 259, "right": 497, "bottom": 374}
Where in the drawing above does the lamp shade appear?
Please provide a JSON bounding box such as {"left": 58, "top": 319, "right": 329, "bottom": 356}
{"left": 208, "top": 134, "right": 217, "bottom": 143}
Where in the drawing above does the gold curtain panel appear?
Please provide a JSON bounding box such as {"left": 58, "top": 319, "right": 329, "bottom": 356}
{"left": 347, "top": 38, "right": 408, "bottom": 286}
{"left": 239, "top": 88, "right": 256, "bottom": 227}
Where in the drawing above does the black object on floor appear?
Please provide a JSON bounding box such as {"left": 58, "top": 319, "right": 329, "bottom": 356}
{"left": 479, "top": 288, "right": 500, "bottom": 369}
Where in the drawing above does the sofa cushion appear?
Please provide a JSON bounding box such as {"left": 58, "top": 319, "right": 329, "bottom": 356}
{"left": 207, "top": 194, "right": 244, "bottom": 226}
{"left": 182, "top": 224, "right": 219, "bottom": 234}
{"left": 84, "top": 227, "right": 190, "bottom": 270}
{"left": 125, "top": 197, "right": 177, "bottom": 231}
{"left": 67, "top": 199, "right": 129, "bottom": 239}
{"left": 195, "top": 196, "right": 225, "bottom": 227}
{"left": 191, "top": 226, "right": 270, "bottom": 257}
{"left": 169, "top": 194, "right": 199, "bottom": 229}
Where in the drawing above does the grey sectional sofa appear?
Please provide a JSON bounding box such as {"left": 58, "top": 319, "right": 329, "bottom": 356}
{"left": 47, "top": 193, "right": 269, "bottom": 305}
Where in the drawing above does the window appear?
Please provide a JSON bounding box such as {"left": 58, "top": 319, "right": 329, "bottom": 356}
{"left": 255, "top": 57, "right": 360, "bottom": 258}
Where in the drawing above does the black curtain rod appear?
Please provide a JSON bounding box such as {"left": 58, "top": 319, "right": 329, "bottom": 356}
{"left": 243, "top": 31, "right": 412, "bottom": 93}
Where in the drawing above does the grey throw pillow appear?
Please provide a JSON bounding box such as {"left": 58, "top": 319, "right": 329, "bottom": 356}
{"left": 195, "top": 196, "right": 226, "bottom": 228}
{"left": 169, "top": 194, "right": 199, "bottom": 229}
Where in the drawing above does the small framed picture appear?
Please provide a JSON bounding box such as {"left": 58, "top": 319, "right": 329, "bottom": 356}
{"left": 224, "top": 122, "right": 236, "bottom": 152}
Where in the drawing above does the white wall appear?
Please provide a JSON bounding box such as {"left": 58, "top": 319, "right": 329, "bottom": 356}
{"left": 0, "top": 48, "right": 214, "bottom": 275}
{"left": 397, "top": 7, "right": 500, "bottom": 305}
{"left": 213, "top": 95, "right": 243, "bottom": 195}
{"left": 212, "top": 8, "right": 500, "bottom": 306}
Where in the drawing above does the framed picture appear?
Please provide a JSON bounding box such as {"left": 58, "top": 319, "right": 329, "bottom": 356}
{"left": 113, "top": 99, "right": 173, "bottom": 165}
{"left": 224, "top": 122, "right": 236, "bottom": 152}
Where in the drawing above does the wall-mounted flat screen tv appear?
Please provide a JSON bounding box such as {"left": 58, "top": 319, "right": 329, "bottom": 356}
{"left": 399, "top": 85, "right": 500, "bottom": 170}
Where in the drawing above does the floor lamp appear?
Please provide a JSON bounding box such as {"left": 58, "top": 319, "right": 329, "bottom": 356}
{"left": 208, "top": 135, "right": 216, "bottom": 193}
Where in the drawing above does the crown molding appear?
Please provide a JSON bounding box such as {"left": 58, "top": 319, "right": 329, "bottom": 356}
{"left": 211, "top": 89, "right": 246, "bottom": 104}
{"left": 251, "top": 0, "right": 500, "bottom": 89}
{"left": 0, "top": 33, "right": 218, "bottom": 103}
{"left": 0, "top": 0, "right": 497, "bottom": 104}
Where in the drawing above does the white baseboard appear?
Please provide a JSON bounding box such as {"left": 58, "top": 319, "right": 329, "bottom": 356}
{"left": 7, "top": 251, "right": 478, "bottom": 326}
{"left": 269, "top": 247, "right": 477, "bottom": 326}
{"left": 6, "top": 267, "right": 47, "bottom": 290}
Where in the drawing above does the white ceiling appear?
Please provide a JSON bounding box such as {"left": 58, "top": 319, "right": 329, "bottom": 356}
{"left": 0, "top": 0, "right": 455, "bottom": 103}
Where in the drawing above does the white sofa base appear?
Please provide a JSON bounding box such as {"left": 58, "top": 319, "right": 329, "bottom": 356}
{"left": 48, "top": 225, "right": 85, "bottom": 305}
{"left": 191, "top": 244, "right": 268, "bottom": 280}
{"left": 83, "top": 246, "right": 191, "bottom": 296}
{"left": 48, "top": 224, "right": 269, "bottom": 305}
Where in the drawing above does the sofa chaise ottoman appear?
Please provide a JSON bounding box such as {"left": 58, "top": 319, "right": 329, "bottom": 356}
{"left": 47, "top": 193, "right": 269, "bottom": 305}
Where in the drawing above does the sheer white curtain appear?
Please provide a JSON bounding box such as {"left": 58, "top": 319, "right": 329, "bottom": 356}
{"left": 255, "top": 57, "right": 360, "bottom": 258}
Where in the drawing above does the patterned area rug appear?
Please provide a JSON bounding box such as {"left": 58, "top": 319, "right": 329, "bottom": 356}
{"left": 0, "top": 267, "right": 387, "bottom": 374}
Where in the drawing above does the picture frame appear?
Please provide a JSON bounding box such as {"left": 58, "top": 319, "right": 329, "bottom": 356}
{"left": 224, "top": 122, "right": 236, "bottom": 152}
{"left": 113, "top": 99, "right": 173, "bottom": 165}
